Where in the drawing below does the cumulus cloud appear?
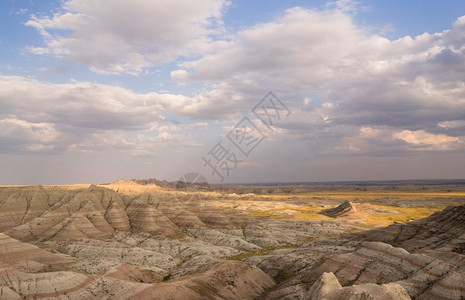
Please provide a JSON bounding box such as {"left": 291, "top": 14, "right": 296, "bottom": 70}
{"left": 26, "top": 0, "right": 228, "bottom": 74}
{"left": 438, "top": 120, "right": 465, "bottom": 129}
{"left": 0, "top": 75, "right": 166, "bottom": 129}
{"left": 331, "top": 126, "right": 463, "bottom": 155}
{"left": 173, "top": 6, "right": 374, "bottom": 83}
{"left": 0, "top": 119, "right": 61, "bottom": 152}
{"left": 169, "top": 5, "right": 465, "bottom": 154}
{"left": 393, "top": 130, "right": 461, "bottom": 151}
{"left": 16, "top": 1, "right": 465, "bottom": 160}
{"left": 0, "top": 75, "right": 202, "bottom": 154}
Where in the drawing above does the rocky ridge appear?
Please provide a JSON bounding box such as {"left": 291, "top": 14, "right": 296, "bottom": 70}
{"left": 0, "top": 183, "right": 463, "bottom": 299}
{"left": 0, "top": 184, "right": 355, "bottom": 298}
{"left": 258, "top": 203, "right": 465, "bottom": 299}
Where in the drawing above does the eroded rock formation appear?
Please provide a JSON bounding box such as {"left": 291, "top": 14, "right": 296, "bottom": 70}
{"left": 0, "top": 184, "right": 463, "bottom": 299}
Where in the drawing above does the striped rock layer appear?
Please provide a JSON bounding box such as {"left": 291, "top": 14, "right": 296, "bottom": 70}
{"left": 0, "top": 260, "right": 273, "bottom": 299}
{"left": 313, "top": 204, "right": 465, "bottom": 299}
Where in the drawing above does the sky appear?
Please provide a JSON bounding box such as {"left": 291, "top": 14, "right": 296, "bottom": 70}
{"left": 1, "top": 0, "right": 465, "bottom": 185}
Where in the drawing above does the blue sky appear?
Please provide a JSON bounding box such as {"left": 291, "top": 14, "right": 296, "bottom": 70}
{"left": 1, "top": 0, "right": 465, "bottom": 184}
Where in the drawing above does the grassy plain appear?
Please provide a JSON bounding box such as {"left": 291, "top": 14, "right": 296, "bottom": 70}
{"left": 208, "top": 184, "right": 465, "bottom": 228}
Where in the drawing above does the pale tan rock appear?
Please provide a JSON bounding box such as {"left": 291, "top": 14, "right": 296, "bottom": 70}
{"left": 323, "top": 282, "right": 411, "bottom": 300}
{"left": 127, "top": 202, "right": 165, "bottom": 233}
{"left": 102, "top": 263, "right": 163, "bottom": 283}
{"left": 420, "top": 265, "right": 465, "bottom": 300}
{"left": 163, "top": 209, "right": 206, "bottom": 227}
{"left": 105, "top": 201, "right": 131, "bottom": 231}
{"left": 307, "top": 272, "right": 411, "bottom": 300}
{"left": 46, "top": 213, "right": 108, "bottom": 240}
{"left": 0, "top": 263, "right": 94, "bottom": 298}
{"left": 0, "top": 285, "right": 21, "bottom": 299}
{"left": 0, "top": 185, "right": 462, "bottom": 299}
{"left": 0, "top": 233, "right": 69, "bottom": 265}
{"left": 5, "top": 186, "right": 128, "bottom": 241}
{"left": 12, "top": 260, "right": 48, "bottom": 273}
{"left": 306, "top": 272, "right": 342, "bottom": 299}
{"left": 131, "top": 261, "right": 275, "bottom": 300}
{"left": 196, "top": 211, "right": 233, "bottom": 226}
{"left": 126, "top": 193, "right": 178, "bottom": 235}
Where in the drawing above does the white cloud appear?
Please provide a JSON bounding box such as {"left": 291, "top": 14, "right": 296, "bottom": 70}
{"left": 0, "top": 119, "right": 61, "bottom": 152}
{"left": 170, "top": 70, "right": 189, "bottom": 82}
{"left": 330, "top": 126, "right": 464, "bottom": 154}
{"left": 0, "top": 75, "right": 204, "bottom": 129}
{"left": 26, "top": 0, "right": 228, "bottom": 74}
{"left": 16, "top": 8, "right": 29, "bottom": 15}
{"left": 67, "top": 126, "right": 201, "bottom": 157}
{"left": 0, "top": 119, "right": 59, "bottom": 143}
{"left": 330, "top": 126, "right": 394, "bottom": 154}
{"left": 15, "top": 1, "right": 465, "bottom": 161}
{"left": 393, "top": 130, "right": 461, "bottom": 151}
{"left": 438, "top": 120, "right": 465, "bottom": 129}
{"left": 164, "top": 5, "right": 465, "bottom": 157}
{"left": 174, "top": 6, "right": 378, "bottom": 83}
{"left": 0, "top": 75, "right": 206, "bottom": 153}
{"left": 321, "top": 102, "right": 334, "bottom": 109}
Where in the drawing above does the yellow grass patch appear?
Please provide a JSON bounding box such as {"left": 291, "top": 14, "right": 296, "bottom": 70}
{"left": 261, "top": 191, "right": 465, "bottom": 201}
{"left": 361, "top": 204, "right": 447, "bottom": 227}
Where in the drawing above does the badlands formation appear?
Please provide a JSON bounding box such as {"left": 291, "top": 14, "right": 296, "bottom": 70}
{"left": 0, "top": 180, "right": 463, "bottom": 299}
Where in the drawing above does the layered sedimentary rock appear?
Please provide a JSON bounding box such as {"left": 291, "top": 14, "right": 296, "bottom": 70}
{"left": 105, "top": 202, "right": 131, "bottom": 231}
{"left": 126, "top": 193, "right": 178, "bottom": 235}
{"left": 320, "top": 201, "right": 356, "bottom": 218}
{"left": 162, "top": 209, "right": 206, "bottom": 227}
{"left": 0, "top": 285, "right": 21, "bottom": 299}
{"left": 307, "top": 204, "right": 465, "bottom": 299}
{"left": 0, "top": 263, "right": 94, "bottom": 298}
{"left": 0, "top": 185, "right": 320, "bottom": 299}
{"left": 306, "top": 272, "right": 342, "bottom": 299}
{"left": 0, "top": 260, "right": 273, "bottom": 299}
{"left": 105, "top": 179, "right": 162, "bottom": 195}
{"left": 102, "top": 263, "right": 163, "bottom": 283}
{"left": 312, "top": 241, "right": 465, "bottom": 298}
{"left": 11, "top": 260, "right": 48, "bottom": 273}
{"left": 257, "top": 202, "right": 465, "bottom": 300}
{"left": 0, "top": 186, "right": 60, "bottom": 232}
{"left": 0, "top": 184, "right": 463, "bottom": 299}
{"left": 306, "top": 272, "right": 410, "bottom": 300}
{"left": 130, "top": 261, "right": 275, "bottom": 300}
{"left": 4, "top": 186, "right": 128, "bottom": 242}
{"left": 0, "top": 233, "right": 69, "bottom": 265}
{"left": 360, "top": 203, "right": 465, "bottom": 253}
